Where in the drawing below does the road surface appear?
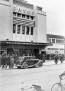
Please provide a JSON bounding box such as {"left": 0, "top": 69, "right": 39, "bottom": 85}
{"left": 0, "top": 61, "right": 65, "bottom": 91}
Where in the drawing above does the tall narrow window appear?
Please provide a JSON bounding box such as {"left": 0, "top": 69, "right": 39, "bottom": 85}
{"left": 22, "top": 14, "right": 25, "bottom": 18}
{"left": 31, "top": 16, "right": 34, "bottom": 20}
{"left": 17, "top": 25, "right": 21, "bottom": 34}
{"left": 17, "top": 13, "right": 21, "bottom": 17}
{"left": 31, "top": 27, "right": 33, "bottom": 35}
{"left": 13, "top": 24, "right": 16, "bottom": 33}
{"left": 27, "top": 15, "right": 29, "bottom": 19}
{"left": 26, "top": 26, "right": 29, "bottom": 35}
{"left": 13, "top": 12, "right": 16, "bottom": 17}
{"left": 22, "top": 26, "right": 25, "bottom": 34}
{"left": 52, "top": 39, "right": 55, "bottom": 43}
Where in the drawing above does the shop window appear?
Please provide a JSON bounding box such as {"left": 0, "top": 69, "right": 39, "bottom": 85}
{"left": 13, "top": 24, "right": 16, "bottom": 33}
{"left": 56, "top": 39, "right": 64, "bottom": 44}
{"left": 17, "top": 25, "right": 21, "bottom": 34}
{"left": 31, "top": 27, "right": 33, "bottom": 35}
{"left": 22, "top": 26, "right": 25, "bottom": 34}
{"left": 26, "top": 26, "right": 29, "bottom": 35}
{"left": 22, "top": 14, "right": 25, "bottom": 18}
{"left": 17, "top": 13, "right": 21, "bottom": 17}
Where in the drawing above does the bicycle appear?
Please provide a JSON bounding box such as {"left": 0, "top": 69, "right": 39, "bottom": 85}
{"left": 51, "top": 73, "right": 65, "bottom": 91}
{"left": 21, "top": 83, "right": 44, "bottom": 91}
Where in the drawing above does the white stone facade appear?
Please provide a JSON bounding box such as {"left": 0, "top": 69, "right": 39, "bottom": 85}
{"left": 0, "top": 0, "right": 47, "bottom": 43}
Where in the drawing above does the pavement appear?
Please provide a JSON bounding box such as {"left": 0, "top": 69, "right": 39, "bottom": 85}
{"left": 43, "top": 60, "right": 65, "bottom": 65}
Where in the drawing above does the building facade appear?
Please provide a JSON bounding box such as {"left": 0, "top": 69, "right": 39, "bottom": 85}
{"left": 0, "top": 0, "right": 47, "bottom": 57}
{"left": 46, "top": 34, "right": 65, "bottom": 59}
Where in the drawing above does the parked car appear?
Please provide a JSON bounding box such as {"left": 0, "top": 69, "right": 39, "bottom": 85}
{"left": 16, "top": 56, "right": 43, "bottom": 69}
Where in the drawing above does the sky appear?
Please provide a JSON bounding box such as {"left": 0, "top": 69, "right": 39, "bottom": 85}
{"left": 26, "top": 0, "right": 65, "bottom": 36}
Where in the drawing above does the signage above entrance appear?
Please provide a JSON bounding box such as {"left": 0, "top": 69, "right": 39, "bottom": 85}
{"left": 13, "top": 6, "right": 35, "bottom": 16}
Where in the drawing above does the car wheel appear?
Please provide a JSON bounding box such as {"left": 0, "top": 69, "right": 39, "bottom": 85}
{"left": 17, "top": 66, "right": 21, "bottom": 69}
{"left": 22, "top": 62, "right": 28, "bottom": 69}
{"left": 35, "top": 64, "right": 39, "bottom": 68}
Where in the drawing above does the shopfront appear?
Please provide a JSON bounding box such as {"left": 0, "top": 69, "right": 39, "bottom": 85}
{"left": 0, "top": 41, "right": 47, "bottom": 58}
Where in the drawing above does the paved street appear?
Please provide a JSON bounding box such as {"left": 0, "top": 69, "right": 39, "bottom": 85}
{"left": 0, "top": 61, "right": 65, "bottom": 91}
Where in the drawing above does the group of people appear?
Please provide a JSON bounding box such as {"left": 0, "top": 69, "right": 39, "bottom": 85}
{"left": 54, "top": 54, "right": 64, "bottom": 64}
{"left": 0, "top": 51, "right": 18, "bottom": 69}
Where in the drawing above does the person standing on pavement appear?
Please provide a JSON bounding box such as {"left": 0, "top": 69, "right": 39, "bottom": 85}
{"left": 9, "top": 54, "right": 14, "bottom": 69}
{"left": 7, "top": 54, "right": 10, "bottom": 69}
{"left": 60, "top": 54, "right": 64, "bottom": 63}
{"left": 54, "top": 54, "right": 59, "bottom": 64}
{"left": 0, "top": 54, "right": 2, "bottom": 67}
{"left": 42, "top": 54, "right": 45, "bottom": 63}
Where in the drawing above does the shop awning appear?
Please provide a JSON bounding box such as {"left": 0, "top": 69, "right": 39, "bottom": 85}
{"left": 1, "top": 41, "right": 50, "bottom": 46}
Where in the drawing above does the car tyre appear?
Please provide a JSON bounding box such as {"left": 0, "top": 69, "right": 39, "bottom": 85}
{"left": 22, "top": 62, "right": 28, "bottom": 69}
{"left": 35, "top": 64, "right": 39, "bottom": 68}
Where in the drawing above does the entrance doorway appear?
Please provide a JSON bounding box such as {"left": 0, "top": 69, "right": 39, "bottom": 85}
{"left": 7, "top": 48, "right": 15, "bottom": 55}
{"left": 33, "top": 49, "right": 39, "bottom": 58}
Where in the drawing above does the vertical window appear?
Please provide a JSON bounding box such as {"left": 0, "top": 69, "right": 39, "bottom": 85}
{"left": 52, "top": 39, "right": 55, "bottom": 43}
{"left": 13, "top": 12, "right": 16, "bottom": 17}
{"left": 17, "top": 25, "right": 21, "bottom": 34}
{"left": 31, "top": 27, "right": 33, "bottom": 35}
{"left": 48, "top": 38, "right": 52, "bottom": 43}
{"left": 13, "top": 24, "right": 16, "bottom": 33}
{"left": 22, "top": 14, "right": 25, "bottom": 18}
{"left": 27, "top": 15, "right": 29, "bottom": 19}
{"left": 17, "top": 13, "right": 21, "bottom": 17}
{"left": 26, "top": 26, "right": 29, "bottom": 35}
{"left": 31, "top": 16, "right": 34, "bottom": 20}
{"left": 22, "top": 26, "right": 25, "bottom": 34}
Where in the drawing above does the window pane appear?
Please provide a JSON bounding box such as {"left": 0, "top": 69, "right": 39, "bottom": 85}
{"left": 48, "top": 38, "right": 52, "bottom": 43}
{"left": 52, "top": 39, "right": 55, "bottom": 43}
{"left": 13, "top": 12, "right": 16, "bottom": 17}
{"left": 17, "top": 25, "right": 21, "bottom": 34}
{"left": 27, "top": 15, "right": 29, "bottom": 19}
{"left": 13, "top": 24, "right": 16, "bottom": 33}
{"left": 22, "top": 26, "right": 25, "bottom": 34}
{"left": 17, "top": 13, "right": 21, "bottom": 17}
{"left": 22, "top": 14, "right": 25, "bottom": 18}
{"left": 31, "top": 16, "right": 34, "bottom": 20}
{"left": 26, "top": 26, "right": 29, "bottom": 35}
{"left": 31, "top": 27, "right": 33, "bottom": 35}
{"left": 56, "top": 39, "right": 64, "bottom": 43}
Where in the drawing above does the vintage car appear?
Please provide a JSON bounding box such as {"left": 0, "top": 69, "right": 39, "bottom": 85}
{"left": 16, "top": 56, "right": 43, "bottom": 69}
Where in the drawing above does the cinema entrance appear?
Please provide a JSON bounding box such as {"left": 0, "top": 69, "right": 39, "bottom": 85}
{"left": 1, "top": 41, "right": 48, "bottom": 58}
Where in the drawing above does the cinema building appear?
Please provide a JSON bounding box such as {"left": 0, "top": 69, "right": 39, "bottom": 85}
{"left": 0, "top": 0, "right": 48, "bottom": 57}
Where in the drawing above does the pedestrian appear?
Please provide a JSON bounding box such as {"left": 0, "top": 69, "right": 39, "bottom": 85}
{"left": 1, "top": 51, "right": 7, "bottom": 69}
{"left": 54, "top": 54, "right": 59, "bottom": 64}
{"left": 60, "top": 54, "right": 64, "bottom": 63}
{"left": 42, "top": 54, "right": 45, "bottom": 63}
{"left": 0, "top": 54, "right": 2, "bottom": 67}
{"left": 9, "top": 54, "right": 14, "bottom": 69}
{"left": 7, "top": 54, "right": 10, "bottom": 69}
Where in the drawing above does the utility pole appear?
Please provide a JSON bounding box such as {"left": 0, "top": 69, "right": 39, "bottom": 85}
{"left": 9, "top": 0, "right": 13, "bottom": 40}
